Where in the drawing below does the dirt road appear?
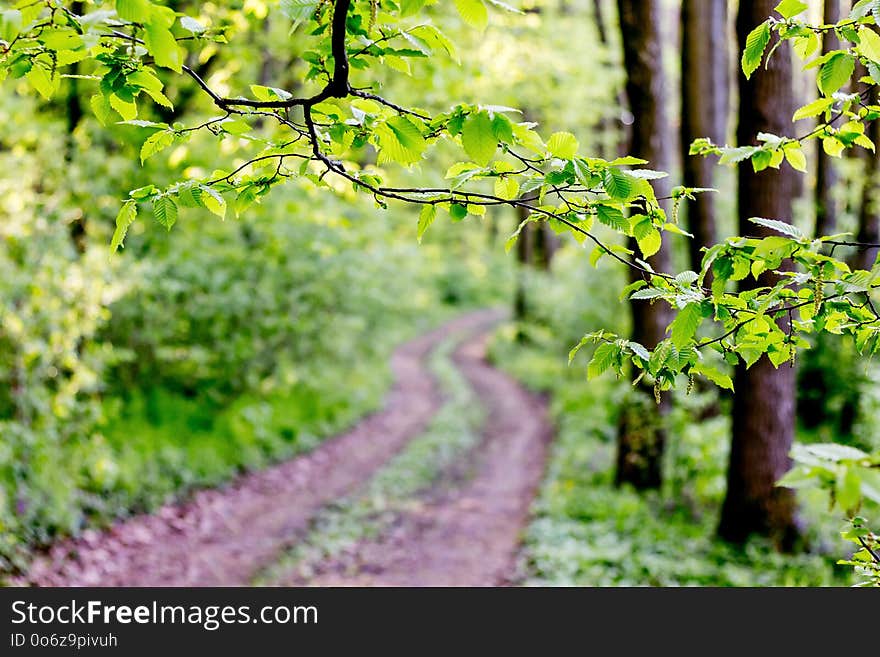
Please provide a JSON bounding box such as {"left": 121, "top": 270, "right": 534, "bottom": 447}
{"left": 18, "top": 310, "right": 552, "bottom": 587}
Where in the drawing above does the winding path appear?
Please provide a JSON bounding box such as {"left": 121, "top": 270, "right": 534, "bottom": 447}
{"left": 18, "top": 310, "right": 553, "bottom": 587}
{"left": 282, "top": 330, "right": 553, "bottom": 586}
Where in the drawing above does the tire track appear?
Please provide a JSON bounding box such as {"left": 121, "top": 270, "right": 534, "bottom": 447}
{"left": 277, "top": 326, "right": 554, "bottom": 586}
{"left": 16, "top": 310, "right": 502, "bottom": 586}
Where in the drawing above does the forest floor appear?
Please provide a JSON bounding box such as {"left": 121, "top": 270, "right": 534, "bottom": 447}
{"left": 16, "top": 310, "right": 553, "bottom": 586}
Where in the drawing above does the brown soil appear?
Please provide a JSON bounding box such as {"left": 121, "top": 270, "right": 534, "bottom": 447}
{"left": 279, "top": 329, "right": 553, "bottom": 586}
{"left": 17, "top": 310, "right": 505, "bottom": 586}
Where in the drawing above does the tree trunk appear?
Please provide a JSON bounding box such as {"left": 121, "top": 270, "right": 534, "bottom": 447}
{"left": 814, "top": 0, "right": 843, "bottom": 238}
{"left": 852, "top": 69, "right": 880, "bottom": 271}
{"left": 718, "top": 0, "right": 800, "bottom": 550}
{"left": 532, "top": 221, "right": 558, "bottom": 270}
{"left": 615, "top": 0, "right": 676, "bottom": 490}
{"left": 681, "top": 0, "right": 729, "bottom": 273}
{"left": 592, "top": 0, "right": 608, "bottom": 44}
{"left": 513, "top": 204, "right": 534, "bottom": 324}
{"left": 596, "top": 0, "right": 630, "bottom": 158}
{"left": 66, "top": 1, "right": 86, "bottom": 253}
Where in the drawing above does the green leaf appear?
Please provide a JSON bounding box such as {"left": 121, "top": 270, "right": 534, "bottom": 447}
{"left": 603, "top": 167, "right": 633, "bottom": 200}
{"left": 630, "top": 287, "right": 666, "bottom": 300}
{"left": 587, "top": 342, "right": 618, "bottom": 379}
{"left": 637, "top": 229, "right": 662, "bottom": 258}
{"left": 109, "top": 93, "right": 137, "bottom": 121}
{"left": 280, "top": 0, "right": 320, "bottom": 27}
{"left": 454, "top": 0, "right": 489, "bottom": 31}
{"left": 201, "top": 186, "right": 227, "bottom": 219}
{"left": 777, "top": 466, "right": 818, "bottom": 490}
{"left": 796, "top": 443, "right": 869, "bottom": 463}
{"left": 784, "top": 146, "right": 807, "bottom": 172}
{"left": 774, "top": 0, "right": 808, "bottom": 19}
{"left": 152, "top": 195, "right": 178, "bottom": 230}
{"left": 850, "top": 0, "right": 880, "bottom": 19}
{"left": 250, "top": 84, "right": 292, "bottom": 101}
{"left": 219, "top": 117, "right": 250, "bottom": 135}
{"left": 610, "top": 156, "right": 648, "bottom": 166}
{"left": 144, "top": 21, "right": 184, "bottom": 73}
{"left": 140, "top": 130, "right": 174, "bottom": 164}
{"left": 567, "top": 338, "right": 587, "bottom": 365}
{"left": 110, "top": 200, "right": 137, "bottom": 252}
{"left": 818, "top": 52, "right": 854, "bottom": 96}
{"left": 677, "top": 274, "right": 702, "bottom": 293}
{"left": 461, "top": 111, "right": 497, "bottom": 166}
{"left": 692, "top": 363, "right": 734, "bottom": 391}
{"left": 823, "top": 136, "right": 845, "bottom": 157}
{"left": 857, "top": 26, "right": 880, "bottom": 64}
{"left": 793, "top": 97, "right": 835, "bottom": 121}
{"left": 417, "top": 204, "right": 436, "bottom": 243}
{"left": 450, "top": 202, "right": 468, "bottom": 222}
{"left": 400, "top": 0, "right": 427, "bottom": 17}
{"left": 411, "top": 24, "right": 459, "bottom": 63}
{"left": 669, "top": 303, "right": 702, "bottom": 347}
{"left": 648, "top": 340, "right": 673, "bottom": 374}
{"left": 595, "top": 204, "right": 627, "bottom": 231}
{"left": 742, "top": 21, "right": 771, "bottom": 79}
{"left": 376, "top": 116, "right": 426, "bottom": 165}
{"left": 627, "top": 341, "right": 651, "bottom": 362}
{"left": 176, "top": 183, "right": 203, "bottom": 208}
{"left": 179, "top": 16, "right": 206, "bottom": 34}
{"left": 26, "top": 65, "right": 57, "bottom": 100}
{"left": 119, "top": 120, "right": 168, "bottom": 130}
{"left": 490, "top": 113, "right": 514, "bottom": 143}
{"left": 836, "top": 468, "right": 862, "bottom": 513}
{"left": 793, "top": 33, "right": 819, "bottom": 60}
{"left": 90, "top": 94, "right": 114, "bottom": 126}
{"left": 748, "top": 216, "right": 803, "bottom": 239}
{"left": 546, "top": 131, "right": 579, "bottom": 159}
{"left": 116, "top": 0, "right": 152, "bottom": 23}
{"left": 494, "top": 177, "right": 519, "bottom": 201}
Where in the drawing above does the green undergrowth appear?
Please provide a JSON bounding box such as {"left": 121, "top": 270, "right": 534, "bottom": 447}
{"left": 490, "top": 323, "right": 851, "bottom": 587}
{"left": 255, "top": 328, "right": 485, "bottom": 584}
{"left": 94, "top": 357, "right": 396, "bottom": 516}
{"left": 0, "top": 302, "right": 457, "bottom": 581}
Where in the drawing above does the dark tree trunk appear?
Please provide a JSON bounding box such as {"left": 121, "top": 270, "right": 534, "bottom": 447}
{"left": 596, "top": 0, "right": 630, "bottom": 158}
{"left": 852, "top": 71, "right": 880, "bottom": 271}
{"left": 66, "top": 1, "right": 86, "bottom": 253}
{"left": 532, "top": 221, "right": 558, "bottom": 270}
{"left": 718, "top": 0, "right": 800, "bottom": 550}
{"left": 593, "top": 0, "right": 608, "bottom": 44}
{"left": 681, "top": 0, "right": 729, "bottom": 272}
{"left": 615, "top": 0, "right": 676, "bottom": 490}
{"left": 512, "top": 200, "right": 558, "bottom": 323}
{"left": 814, "top": 0, "right": 842, "bottom": 237}
{"left": 513, "top": 204, "right": 534, "bottom": 324}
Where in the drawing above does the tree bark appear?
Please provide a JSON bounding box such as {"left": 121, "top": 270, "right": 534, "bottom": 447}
{"left": 814, "top": 0, "right": 842, "bottom": 238}
{"left": 615, "top": 0, "right": 676, "bottom": 490}
{"left": 592, "top": 0, "right": 608, "bottom": 45}
{"left": 852, "top": 67, "right": 880, "bottom": 271}
{"left": 718, "top": 0, "right": 800, "bottom": 550}
{"left": 681, "top": 0, "right": 729, "bottom": 272}
{"left": 596, "top": 0, "right": 630, "bottom": 157}
{"left": 66, "top": 1, "right": 86, "bottom": 253}
{"left": 513, "top": 204, "right": 534, "bottom": 324}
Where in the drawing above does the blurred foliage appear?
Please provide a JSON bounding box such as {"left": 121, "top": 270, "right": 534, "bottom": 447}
{"left": 2, "top": 0, "right": 878, "bottom": 587}
{"left": 490, "top": 243, "right": 868, "bottom": 586}
{"left": 1, "top": 0, "right": 559, "bottom": 572}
